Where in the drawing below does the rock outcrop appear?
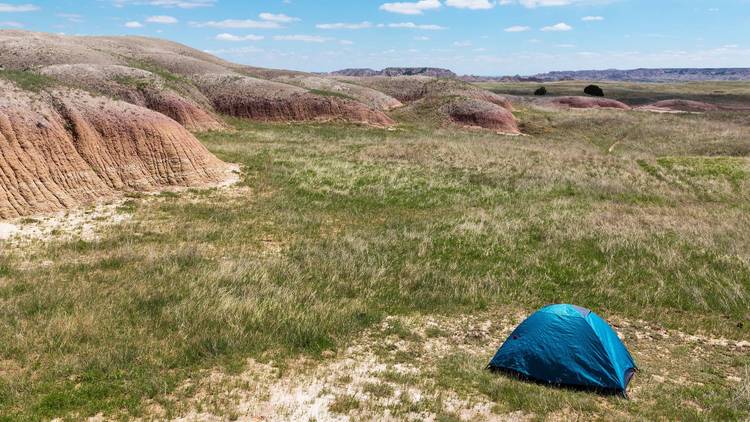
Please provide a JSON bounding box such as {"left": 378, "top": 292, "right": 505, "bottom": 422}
{"left": 0, "top": 81, "right": 231, "bottom": 219}
{"left": 338, "top": 75, "right": 517, "bottom": 131}
{"left": 272, "top": 75, "right": 403, "bottom": 111}
{"left": 544, "top": 96, "right": 631, "bottom": 110}
{"left": 337, "top": 76, "right": 513, "bottom": 110}
{"left": 442, "top": 98, "right": 519, "bottom": 134}
{"left": 193, "top": 74, "right": 394, "bottom": 126}
{"left": 332, "top": 67, "right": 456, "bottom": 78}
{"left": 638, "top": 99, "right": 720, "bottom": 113}
{"left": 39, "top": 64, "right": 224, "bottom": 131}
{"left": 0, "top": 30, "right": 397, "bottom": 128}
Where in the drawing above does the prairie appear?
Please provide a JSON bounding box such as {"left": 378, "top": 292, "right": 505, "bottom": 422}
{"left": 0, "top": 81, "right": 749, "bottom": 421}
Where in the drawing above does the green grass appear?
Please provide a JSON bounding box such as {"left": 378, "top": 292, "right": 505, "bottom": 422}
{"left": 308, "top": 88, "right": 357, "bottom": 101}
{"left": 122, "top": 59, "right": 197, "bottom": 96}
{"left": 125, "top": 60, "right": 184, "bottom": 83}
{"left": 477, "top": 80, "right": 750, "bottom": 108}
{"left": 111, "top": 75, "right": 154, "bottom": 91}
{"left": 0, "top": 82, "right": 749, "bottom": 420}
{"left": 328, "top": 394, "right": 360, "bottom": 414}
{"left": 0, "top": 69, "right": 57, "bottom": 92}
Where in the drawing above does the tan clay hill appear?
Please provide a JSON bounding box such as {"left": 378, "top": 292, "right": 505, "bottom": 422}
{"left": 335, "top": 75, "right": 519, "bottom": 133}
{"left": 637, "top": 99, "right": 720, "bottom": 113}
{"left": 542, "top": 96, "right": 631, "bottom": 110}
{"left": 0, "top": 30, "right": 395, "bottom": 127}
{"left": 0, "top": 30, "right": 516, "bottom": 131}
{"left": 0, "top": 80, "right": 231, "bottom": 219}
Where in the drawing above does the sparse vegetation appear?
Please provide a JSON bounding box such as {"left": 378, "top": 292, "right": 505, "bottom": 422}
{"left": 308, "top": 88, "right": 357, "bottom": 101}
{"left": 478, "top": 80, "right": 750, "bottom": 108}
{"left": 0, "top": 69, "right": 57, "bottom": 92}
{"left": 0, "top": 82, "right": 749, "bottom": 420}
{"left": 328, "top": 394, "right": 360, "bottom": 414}
{"left": 112, "top": 75, "right": 154, "bottom": 91}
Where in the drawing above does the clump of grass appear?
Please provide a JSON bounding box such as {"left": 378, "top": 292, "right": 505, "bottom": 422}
{"left": 362, "top": 382, "right": 394, "bottom": 399}
{"left": 328, "top": 394, "right": 359, "bottom": 414}
{"left": 125, "top": 60, "right": 183, "bottom": 83}
{"left": 658, "top": 156, "right": 748, "bottom": 185}
{"left": 735, "top": 366, "right": 750, "bottom": 412}
{"left": 112, "top": 75, "right": 153, "bottom": 91}
{"left": 0, "top": 261, "right": 12, "bottom": 277}
{"left": 308, "top": 89, "right": 357, "bottom": 101}
{"left": 123, "top": 59, "right": 195, "bottom": 96}
{"left": 0, "top": 69, "right": 57, "bottom": 92}
{"left": 116, "top": 199, "right": 139, "bottom": 213}
{"left": 425, "top": 327, "right": 450, "bottom": 338}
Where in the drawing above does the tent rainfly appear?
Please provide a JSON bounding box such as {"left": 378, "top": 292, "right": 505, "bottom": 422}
{"left": 488, "top": 304, "right": 637, "bottom": 394}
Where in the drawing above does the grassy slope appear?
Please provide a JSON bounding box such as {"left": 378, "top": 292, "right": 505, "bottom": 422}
{"left": 0, "top": 82, "right": 749, "bottom": 420}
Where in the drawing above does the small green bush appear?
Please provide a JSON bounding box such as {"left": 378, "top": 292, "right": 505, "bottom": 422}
{"left": 584, "top": 84, "right": 604, "bottom": 97}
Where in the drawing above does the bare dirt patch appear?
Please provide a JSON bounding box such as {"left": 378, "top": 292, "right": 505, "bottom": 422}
{"left": 541, "top": 96, "right": 631, "bottom": 110}
{"left": 0, "top": 164, "right": 240, "bottom": 244}
{"left": 639, "top": 99, "right": 720, "bottom": 113}
{"left": 161, "top": 309, "right": 748, "bottom": 421}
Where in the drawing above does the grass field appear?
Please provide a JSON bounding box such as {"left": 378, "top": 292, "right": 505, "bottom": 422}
{"left": 0, "top": 82, "right": 749, "bottom": 420}
{"left": 477, "top": 80, "right": 750, "bottom": 108}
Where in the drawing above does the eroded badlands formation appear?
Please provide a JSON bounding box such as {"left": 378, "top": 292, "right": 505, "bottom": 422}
{"left": 0, "top": 30, "right": 524, "bottom": 217}
{"left": 0, "top": 81, "right": 231, "bottom": 219}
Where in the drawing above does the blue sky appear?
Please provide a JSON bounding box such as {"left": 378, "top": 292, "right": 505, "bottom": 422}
{"left": 1, "top": 0, "right": 748, "bottom": 75}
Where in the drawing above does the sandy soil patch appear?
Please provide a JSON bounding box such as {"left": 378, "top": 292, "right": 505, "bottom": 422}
{"left": 0, "top": 164, "right": 240, "bottom": 245}
{"left": 155, "top": 308, "right": 749, "bottom": 421}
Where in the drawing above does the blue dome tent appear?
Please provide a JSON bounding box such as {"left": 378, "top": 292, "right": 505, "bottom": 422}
{"left": 488, "top": 304, "right": 636, "bottom": 394}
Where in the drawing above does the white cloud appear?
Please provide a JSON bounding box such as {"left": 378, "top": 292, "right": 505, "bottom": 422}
{"left": 446, "top": 0, "right": 495, "bottom": 9}
{"left": 453, "top": 40, "right": 472, "bottom": 47}
{"left": 414, "top": 35, "right": 430, "bottom": 40}
{"left": 111, "top": 0, "right": 215, "bottom": 8}
{"left": 0, "top": 20, "right": 23, "bottom": 27}
{"left": 504, "top": 25, "right": 530, "bottom": 32}
{"left": 517, "top": 0, "right": 606, "bottom": 7}
{"left": 259, "top": 13, "right": 299, "bottom": 23}
{"left": 215, "top": 33, "right": 264, "bottom": 42}
{"left": 273, "top": 34, "right": 330, "bottom": 43}
{"left": 146, "top": 15, "right": 178, "bottom": 24}
{"left": 541, "top": 22, "right": 572, "bottom": 31}
{"left": 204, "top": 46, "right": 263, "bottom": 56}
{"left": 385, "top": 22, "right": 446, "bottom": 30}
{"left": 317, "top": 21, "right": 444, "bottom": 30}
{"left": 57, "top": 13, "right": 83, "bottom": 23}
{"left": 190, "top": 19, "right": 281, "bottom": 29}
{"left": 0, "top": 3, "right": 38, "bottom": 12}
{"left": 379, "top": 0, "right": 441, "bottom": 15}
{"left": 339, "top": 40, "right": 354, "bottom": 45}
{"left": 316, "top": 22, "right": 373, "bottom": 30}
{"left": 582, "top": 16, "right": 604, "bottom": 21}
{"left": 124, "top": 21, "right": 143, "bottom": 28}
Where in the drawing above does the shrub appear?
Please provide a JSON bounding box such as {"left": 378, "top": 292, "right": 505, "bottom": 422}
{"left": 534, "top": 86, "right": 547, "bottom": 96}
{"left": 584, "top": 85, "right": 605, "bottom": 97}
